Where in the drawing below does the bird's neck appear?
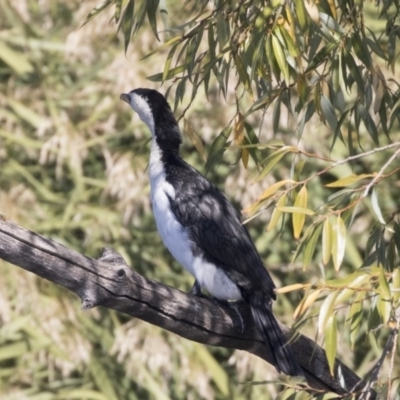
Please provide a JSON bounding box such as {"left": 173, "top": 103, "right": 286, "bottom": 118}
{"left": 149, "top": 128, "right": 182, "bottom": 184}
{"left": 147, "top": 110, "right": 183, "bottom": 183}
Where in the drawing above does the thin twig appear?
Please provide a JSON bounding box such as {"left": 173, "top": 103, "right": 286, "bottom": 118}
{"left": 362, "top": 145, "right": 400, "bottom": 197}
{"left": 302, "top": 142, "right": 400, "bottom": 185}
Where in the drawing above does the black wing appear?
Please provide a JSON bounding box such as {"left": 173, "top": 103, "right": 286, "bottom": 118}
{"left": 166, "top": 159, "right": 276, "bottom": 299}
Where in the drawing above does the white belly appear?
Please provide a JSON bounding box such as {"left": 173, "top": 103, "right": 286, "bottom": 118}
{"left": 149, "top": 141, "right": 242, "bottom": 301}
{"left": 151, "top": 180, "right": 196, "bottom": 276}
{"left": 151, "top": 182, "right": 242, "bottom": 301}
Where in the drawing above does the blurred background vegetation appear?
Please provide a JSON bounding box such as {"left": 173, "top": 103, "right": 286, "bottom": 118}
{"left": 0, "top": 0, "right": 400, "bottom": 399}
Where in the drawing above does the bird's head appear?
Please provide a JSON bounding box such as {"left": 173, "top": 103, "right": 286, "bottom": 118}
{"left": 120, "top": 88, "right": 181, "bottom": 151}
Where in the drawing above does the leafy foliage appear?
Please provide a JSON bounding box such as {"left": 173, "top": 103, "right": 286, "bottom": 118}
{"left": 1, "top": 0, "right": 400, "bottom": 398}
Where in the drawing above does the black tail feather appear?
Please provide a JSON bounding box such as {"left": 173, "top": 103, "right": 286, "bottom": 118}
{"left": 249, "top": 296, "right": 304, "bottom": 377}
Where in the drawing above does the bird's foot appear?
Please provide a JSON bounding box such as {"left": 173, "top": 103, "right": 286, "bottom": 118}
{"left": 229, "top": 301, "right": 245, "bottom": 333}
{"left": 189, "top": 280, "right": 206, "bottom": 298}
{"left": 210, "top": 298, "right": 245, "bottom": 333}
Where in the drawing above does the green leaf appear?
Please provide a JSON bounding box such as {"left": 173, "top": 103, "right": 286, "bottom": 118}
{"left": 303, "top": 223, "right": 323, "bottom": 267}
{"left": 0, "top": 41, "right": 33, "bottom": 75}
{"left": 235, "top": 54, "right": 251, "bottom": 93}
{"left": 322, "top": 219, "right": 332, "bottom": 265}
{"left": 273, "top": 96, "right": 282, "bottom": 134}
{"left": 343, "top": 50, "right": 364, "bottom": 93}
{"left": 294, "top": 0, "right": 308, "bottom": 32}
{"left": 258, "top": 179, "right": 294, "bottom": 202}
{"left": 379, "top": 266, "right": 391, "bottom": 300}
{"left": 319, "top": 13, "right": 343, "bottom": 33}
{"left": 305, "top": 42, "right": 337, "bottom": 73}
{"left": 271, "top": 34, "right": 290, "bottom": 83}
{"left": 326, "top": 271, "right": 369, "bottom": 289}
{"left": 205, "top": 126, "right": 232, "bottom": 174}
{"left": 278, "top": 206, "right": 314, "bottom": 216}
{"left": 114, "top": 0, "right": 123, "bottom": 22}
{"left": 184, "top": 119, "right": 206, "bottom": 161}
{"left": 256, "top": 147, "right": 296, "bottom": 181}
{"left": 141, "top": 35, "right": 181, "bottom": 60}
{"left": 294, "top": 289, "right": 322, "bottom": 320}
{"left": 377, "top": 294, "right": 391, "bottom": 324}
{"left": 82, "top": 0, "right": 113, "bottom": 26}
{"left": 147, "top": 0, "right": 160, "bottom": 40}
{"left": 325, "top": 314, "right": 337, "bottom": 376}
{"left": 357, "top": 104, "right": 379, "bottom": 145}
{"left": 267, "top": 194, "right": 287, "bottom": 232}
{"left": 392, "top": 268, "right": 400, "bottom": 302}
{"left": 147, "top": 64, "right": 187, "bottom": 81}
{"left": 348, "top": 292, "right": 364, "bottom": 348}
{"left": 320, "top": 95, "right": 338, "bottom": 132}
{"left": 293, "top": 186, "right": 308, "bottom": 239}
{"left": 186, "top": 31, "right": 203, "bottom": 78}
{"left": 278, "top": 25, "right": 299, "bottom": 57}
{"left": 334, "top": 273, "right": 370, "bottom": 304}
{"left": 119, "top": 0, "right": 135, "bottom": 53}
{"left": 352, "top": 33, "right": 373, "bottom": 70}
{"left": 371, "top": 188, "right": 386, "bottom": 225}
{"left": 325, "top": 174, "right": 374, "bottom": 187}
{"left": 331, "top": 216, "right": 346, "bottom": 271}
{"left": 318, "top": 291, "right": 339, "bottom": 333}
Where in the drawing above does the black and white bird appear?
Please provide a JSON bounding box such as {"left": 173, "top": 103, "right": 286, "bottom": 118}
{"left": 120, "top": 88, "right": 303, "bottom": 377}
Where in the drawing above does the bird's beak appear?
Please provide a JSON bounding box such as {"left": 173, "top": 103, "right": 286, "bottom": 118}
{"left": 120, "top": 93, "right": 131, "bottom": 104}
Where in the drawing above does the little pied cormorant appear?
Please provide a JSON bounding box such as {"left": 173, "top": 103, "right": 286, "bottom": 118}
{"left": 120, "top": 88, "right": 303, "bottom": 377}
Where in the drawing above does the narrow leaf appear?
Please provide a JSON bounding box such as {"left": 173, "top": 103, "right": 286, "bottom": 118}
{"left": 267, "top": 193, "right": 287, "bottom": 231}
{"left": 256, "top": 147, "right": 295, "bottom": 181}
{"left": 321, "top": 95, "right": 338, "bottom": 132}
{"left": 147, "top": 0, "right": 160, "bottom": 40}
{"left": 278, "top": 206, "right": 314, "bottom": 215}
{"left": 294, "top": 289, "right": 322, "bottom": 320}
{"left": 371, "top": 188, "right": 386, "bottom": 225}
{"left": 325, "top": 173, "right": 374, "bottom": 187}
{"left": 82, "top": 0, "right": 113, "bottom": 26}
{"left": 205, "top": 127, "right": 231, "bottom": 174}
{"left": 318, "top": 291, "right": 339, "bottom": 333}
{"left": 379, "top": 266, "right": 391, "bottom": 300}
{"left": 331, "top": 216, "right": 346, "bottom": 271}
{"left": 120, "top": 0, "right": 135, "bottom": 53}
{"left": 322, "top": 219, "right": 332, "bottom": 265}
{"left": 377, "top": 294, "right": 391, "bottom": 324}
{"left": 183, "top": 119, "right": 207, "bottom": 161}
{"left": 271, "top": 34, "right": 290, "bottom": 83}
{"left": 305, "top": 42, "right": 337, "bottom": 73}
{"left": 348, "top": 291, "right": 364, "bottom": 348}
{"left": 277, "top": 283, "right": 307, "bottom": 294}
{"left": 258, "top": 179, "right": 294, "bottom": 202}
{"left": 141, "top": 36, "right": 181, "bottom": 60}
{"left": 292, "top": 185, "right": 308, "bottom": 239}
{"left": 294, "top": 0, "right": 308, "bottom": 31}
{"left": 0, "top": 41, "right": 33, "bottom": 75}
{"left": 392, "top": 268, "right": 400, "bottom": 302}
{"left": 303, "top": 223, "right": 323, "bottom": 268}
{"left": 325, "top": 314, "right": 337, "bottom": 376}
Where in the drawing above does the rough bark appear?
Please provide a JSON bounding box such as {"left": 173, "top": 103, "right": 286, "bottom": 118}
{"left": 0, "top": 218, "right": 375, "bottom": 398}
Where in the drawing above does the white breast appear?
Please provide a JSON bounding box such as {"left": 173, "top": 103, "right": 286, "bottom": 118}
{"left": 148, "top": 140, "right": 242, "bottom": 301}
{"left": 149, "top": 141, "right": 196, "bottom": 276}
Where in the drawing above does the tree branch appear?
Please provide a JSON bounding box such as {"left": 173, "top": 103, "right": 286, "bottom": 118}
{"left": 0, "top": 218, "right": 376, "bottom": 398}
